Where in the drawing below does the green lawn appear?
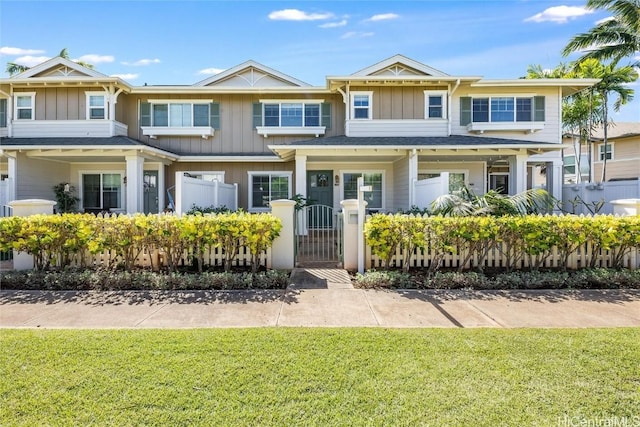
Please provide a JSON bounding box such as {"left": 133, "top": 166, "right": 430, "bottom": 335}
{"left": 1, "top": 328, "right": 639, "bottom": 426}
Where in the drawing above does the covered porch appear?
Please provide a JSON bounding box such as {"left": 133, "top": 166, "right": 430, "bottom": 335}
{"left": 270, "top": 135, "right": 564, "bottom": 212}
{"left": 0, "top": 137, "right": 177, "bottom": 214}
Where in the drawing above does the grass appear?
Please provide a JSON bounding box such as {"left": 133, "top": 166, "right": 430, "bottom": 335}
{"left": 1, "top": 328, "right": 639, "bottom": 426}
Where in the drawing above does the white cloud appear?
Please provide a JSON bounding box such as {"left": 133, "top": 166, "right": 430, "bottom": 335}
{"left": 525, "top": 6, "right": 593, "bottom": 24}
{"left": 319, "top": 19, "right": 347, "bottom": 28}
{"left": 366, "top": 13, "right": 399, "bottom": 22}
{"left": 75, "top": 54, "right": 114, "bottom": 64}
{"left": 197, "top": 67, "right": 225, "bottom": 75}
{"left": 595, "top": 16, "right": 616, "bottom": 25}
{"left": 111, "top": 73, "right": 139, "bottom": 80}
{"left": 341, "top": 31, "right": 375, "bottom": 39}
{"left": 268, "top": 9, "right": 333, "bottom": 21}
{"left": 0, "top": 47, "right": 45, "bottom": 56}
{"left": 121, "top": 58, "right": 161, "bottom": 66}
{"left": 12, "top": 55, "right": 50, "bottom": 67}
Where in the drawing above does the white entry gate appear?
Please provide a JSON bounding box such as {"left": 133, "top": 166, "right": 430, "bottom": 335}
{"left": 296, "top": 204, "right": 342, "bottom": 266}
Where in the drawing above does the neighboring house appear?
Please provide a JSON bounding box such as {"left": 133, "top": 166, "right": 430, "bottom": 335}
{"left": 563, "top": 122, "right": 640, "bottom": 183}
{"left": 0, "top": 55, "right": 597, "bottom": 214}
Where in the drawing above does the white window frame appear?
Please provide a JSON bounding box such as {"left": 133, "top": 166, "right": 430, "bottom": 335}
{"left": 78, "top": 170, "right": 125, "bottom": 212}
{"left": 597, "top": 142, "right": 614, "bottom": 161}
{"left": 340, "top": 170, "right": 385, "bottom": 210}
{"left": 247, "top": 171, "right": 293, "bottom": 212}
{"left": 470, "top": 95, "right": 537, "bottom": 123}
{"left": 147, "top": 99, "right": 213, "bottom": 128}
{"left": 85, "top": 92, "right": 107, "bottom": 120}
{"left": 14, "top": 92, "right": 35, "bottom": 120}
{"left": 260, "top": 100, "right": 323, "bottom": 128}
{"left": 424, "top": 90, "right": 447, "bottom": 119}
{"left": 351, "top": 91, "right": 373, "bottom": 120}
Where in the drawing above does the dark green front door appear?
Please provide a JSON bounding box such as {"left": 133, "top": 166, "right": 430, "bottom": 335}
{"left": 307, "top": 171, "right": 333, "bottom": 207}
{"left": 143, "top": 171, "right": 159, "bottom": 214}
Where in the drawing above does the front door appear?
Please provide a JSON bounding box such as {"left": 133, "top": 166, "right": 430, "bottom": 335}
{"left": 307, "top": 171, "right": 333, "bottom": 228}
{"left": 143, "top": 171, "right": 159, "bottom": 214}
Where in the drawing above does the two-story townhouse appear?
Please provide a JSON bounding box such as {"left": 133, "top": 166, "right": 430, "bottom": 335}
{"left": 0, "top": 54, "right": 597, "bottom": 214}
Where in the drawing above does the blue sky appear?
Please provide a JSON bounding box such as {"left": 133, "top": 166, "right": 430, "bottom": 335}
{"left": 1, "top": 0, "right": 638, "bottom": 121}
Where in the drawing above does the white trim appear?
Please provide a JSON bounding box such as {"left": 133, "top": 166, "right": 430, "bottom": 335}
{"left": 193, "top": 60, "right": 311, "bottom": 87}
{"left": 256, "top": 126, "right": 325, "bottom": 137}
{"left": 419, "top": 169, "right": 469, "bottom": 191}
{"left": 13, "top": 92, "right": 35, "bottom": 120}
{"left": 85, "top": 91, "right": 107, "bottom": 120}
{"left": 147, "top": 99, "right": 213, "bottom": 104}
{"left": 349, "top": 54, "right": 450, "bottom": 78}
{"left": 350, "top": 91, "right": 373, "bottom": 121}
{"left": 142, "top": 126, "right": 215, "bottom": 138}
{"left": 78, "top": 169, "right": 125, "bottom": 212}
{"left": 247, "top": 171, "right": 293, "bottom": 212}
{"left": 259, "top": 99, "right": 324, "bottom": 104}
{"left": 180, "top": 171, "right": 226, "bottom": 182}
{"left": 424, "top": 90, "right": 448, "bottom": 119}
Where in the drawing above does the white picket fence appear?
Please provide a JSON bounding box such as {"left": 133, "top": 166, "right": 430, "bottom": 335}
{"left": 367, "top": 241, "right": 640, "bottom": 271}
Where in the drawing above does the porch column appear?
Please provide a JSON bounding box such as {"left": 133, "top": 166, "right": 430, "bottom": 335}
{"left": 408, "top": 149, "right": 418, "bottom": 207}
{"left": 509, "top": 154, "right": 528, "bottom": 194}
{"left": 7, "top": 154, "right": 17, "bottom": 202}
{"left": 546, "top": 159, "right": 563, "bottom": 202}
{"left": 125, "top": 155, "right": 144, "bottom": 214}
{"left": 295, "top": 154, "right": 307, "bottom": 200}
{"left": 157, "top": 164, "right": 165, "bottom": 212}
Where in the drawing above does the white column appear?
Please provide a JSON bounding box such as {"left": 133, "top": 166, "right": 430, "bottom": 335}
{"left": 270, "top": 199, "right": 296, "bottom": 270}
{"left": 157, "top": 164, "right": 165, "bottom": 212}
{"left": 295, "top": 154, "right": 307, "bottom": 199}
{"left": 408, "top": 149, "right": 418, "bottom": 207}
{"left": 340, "top": 199, "right": 359, "bottom": 271}
{"left": 546, "top": 159, "right": 563, "bottom": 202}
{"left": 7, "top": 154, "right": 17, "bottom": 202}
{"left": 510, "top": 154, "right": 528, "bottom": 194}
{"left": 125, "top": 155, "right": 144, "bottom": 214}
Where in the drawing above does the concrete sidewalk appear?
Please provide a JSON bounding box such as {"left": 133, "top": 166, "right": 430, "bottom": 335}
{"left": 2, "top": 287, "right": 639, "bottom": 329}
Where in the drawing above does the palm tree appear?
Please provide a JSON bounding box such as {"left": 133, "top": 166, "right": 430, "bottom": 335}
{"left": 562, "top": 0, "right": 640, "bottom": 67}
{"left": 5, "top": 48, "right": 94, "bottom": 76}
{"left": 431, "top": 187, "right": 555, "bottom": 217}
{"left": 574, "top": 59, "right": 637, "bottom": 181}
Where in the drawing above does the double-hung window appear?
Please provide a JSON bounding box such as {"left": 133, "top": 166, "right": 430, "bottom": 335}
{"left": 598, "top": 143, "right": 613, "bottom": 161}
{"left": 82, "top": 173, "right": 122, "bottom": 211}
{"left": 424, "top": 91, "right": 447, "bottom": 119}
{"left": 86, "top": 92, "right": 106, "bottom": 120}
{"left": 248, "top": 172, "right": 292, "bottom": 211}
{"left": 351, "top": 92, "right": 372, "bottom": 120}
{"left": 343, "top": 172, "right": 383, "bottom": 210}
{"left": 15, "top": 93, "right": 35, "bottom": 120}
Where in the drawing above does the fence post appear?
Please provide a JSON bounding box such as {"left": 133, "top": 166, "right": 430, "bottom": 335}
{"left": 8, "top": 199, "right": 57, "bottom": 270}
{"left": 340, "top": 199, "right": 359, "bottom": 271}
{"left": 270, "top": 199, "right": 296, "bottom": 270}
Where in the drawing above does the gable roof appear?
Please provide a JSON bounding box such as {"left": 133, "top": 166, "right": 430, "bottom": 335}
{"left": 192, "top": 60, "right": 311, "bottom": 88}
{"left": 350, "top": 54, "right": 449, "bottom": 78}
{"left": 12, "top": 56, "right": 109, "bottom": 79}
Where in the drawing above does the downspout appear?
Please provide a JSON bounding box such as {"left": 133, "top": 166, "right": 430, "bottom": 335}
{"left": 448, "top": 79, "right": 461, "bottom": 136}
{"left": 337, "top": 84, "right": 349, "bottom": 136}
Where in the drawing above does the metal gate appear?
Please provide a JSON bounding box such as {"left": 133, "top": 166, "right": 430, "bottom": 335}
{"left": 296, "top": 204, "right": 342, "bottom": 266}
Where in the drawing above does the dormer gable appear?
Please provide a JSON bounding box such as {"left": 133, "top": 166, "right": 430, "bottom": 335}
{"left": 351, "top": 54, "right": 449, "bottom": 78}
{"left": 193, "top": 60, "right": 311, "bottom": 88}
{"left": 11, "top": 56, "right": 109, "bottom": 79}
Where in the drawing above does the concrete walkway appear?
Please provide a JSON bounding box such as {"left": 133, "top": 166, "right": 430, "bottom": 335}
{"left": 1, "top": 269, "right": 639, "bottom": 329}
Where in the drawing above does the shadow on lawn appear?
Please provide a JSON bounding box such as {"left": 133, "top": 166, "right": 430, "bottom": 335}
{"left": 0, "top": 288, "right": 299, "bottom": 306}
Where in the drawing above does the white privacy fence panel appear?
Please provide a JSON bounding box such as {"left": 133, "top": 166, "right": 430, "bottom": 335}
{"left": 174, "top": 172, "right": 238, "bottom": 214}
{"left": 413, "top": 172, "right": 449, "bottom": 209}
{"left": 562, "top": 180, "right": 640, "bottom": 215}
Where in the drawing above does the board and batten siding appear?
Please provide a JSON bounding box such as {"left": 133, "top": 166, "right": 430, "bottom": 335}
{"left": 450, "top": 86, "right": 561, "bottom": 143}
{"left": 350, "top": 85, "right": 448, "bottom": 120}
{"left": 392, "top": 156, "right": 410, "bottom": 210}
{"left": 124, "top": 94, "right": 344, "bottom": 156}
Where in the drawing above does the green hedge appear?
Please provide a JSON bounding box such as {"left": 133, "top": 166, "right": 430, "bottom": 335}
{"left": 0, "top": 212, "right": 282, "bottom": 273}
{"left": 364, "top": 214, "right": 640, "bottom": 272}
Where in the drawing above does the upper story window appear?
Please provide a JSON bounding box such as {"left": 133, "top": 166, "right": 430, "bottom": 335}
{"left": 463, "top": 96, "right": 545, "bottom": 124}
{"left": 14, "top": 93, "right": 35, "bottom": 120}
{"left": 0, "top": 99, "right": 7, "bottom": 127}
{"left": 424, "top": 91, "right": 447, "bottom": 119}
{"left": 140, "top": 101, "right": 219, "bottom": 138}
{"left": 598, "top": 143, "right": 614, "bottom": 161}
{"left": 351, "top": 92, "right": 372, "bottom": 120}
{"left": 86, "top": 92, "right": 106, "bottom": 120}
{"left": 261, "top": 102, "right": 320, "bottom": 127}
